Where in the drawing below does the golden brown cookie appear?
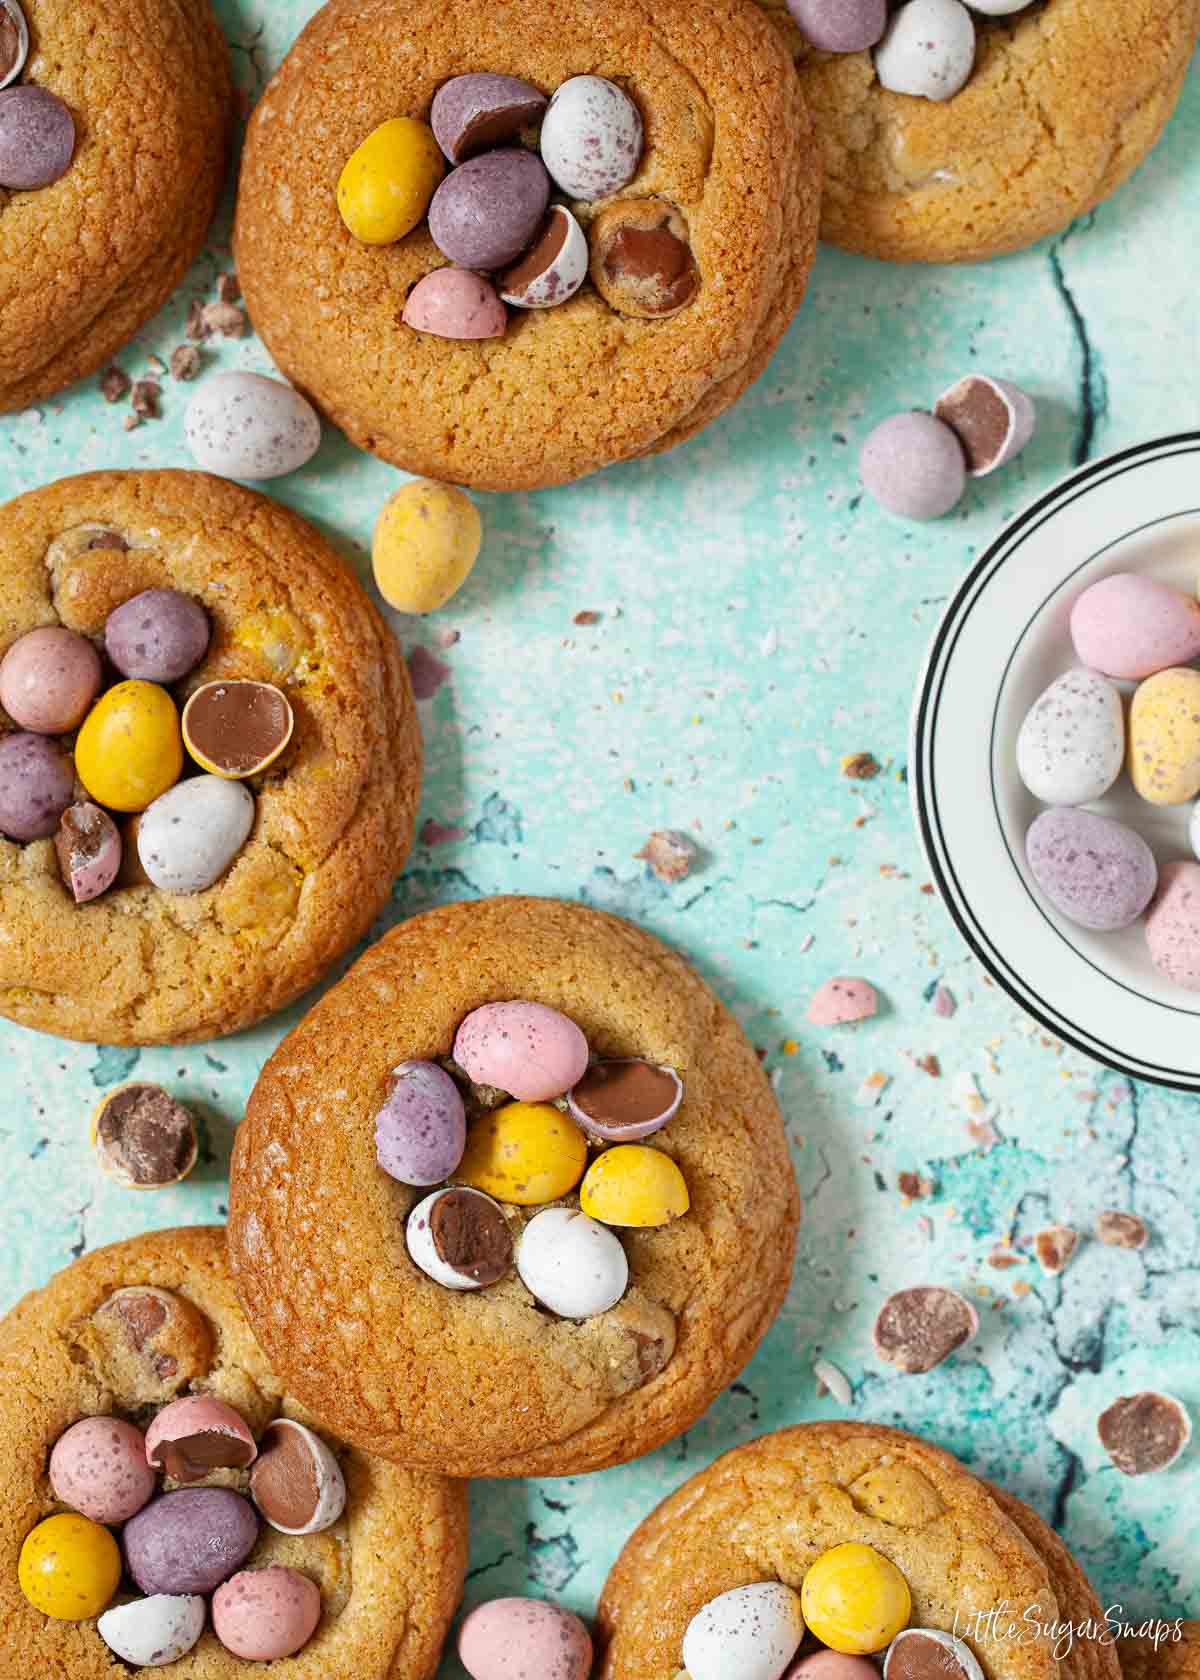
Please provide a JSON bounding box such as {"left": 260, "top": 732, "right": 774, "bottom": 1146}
{"left": 0, "top": 0, "right": 231, "bottom": 410}
{"left": 228, "top": 895, "right": 800, "bottom": 1478}
{"left": 756, "top": 0, "right": 1200, "bottom": 263}
{"left": 0, "top": 1226, "right": 467, "bottom": 1679}
{"left": 1121, "top": 1626, "right": 1200, "bottom": 1680}
{"left": 0, "top": 470, "right": 420, "bottom": 1044}
{"left": 233, "top": 0, "right": 821, "bottom": 492}
{"left": 596, "top": 1422, "right": 1122, "bottom": 1680}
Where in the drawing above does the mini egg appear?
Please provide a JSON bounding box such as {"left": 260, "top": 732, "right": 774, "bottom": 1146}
{"left": 933, "top": 374, "right": 1036, "bottom": 476}
{"left": 75, "top": 680, "right": 183, "bottom": 813}
{"left": 182, "top": 679, "right": 293, "bottom": 778}
{"left": 801, "top": 1543, "right": 912, "bottom": 1655}
{"left": 428, "top": 147, "right": 551, "bottom": 270}
{"left": 579, "top": 1143, "right": 690, "bottom": 1228}
{"left": 1145, "top": 861, "right": 1200, "bottom": 990}
{"left": 407, "top": 1186, "right": 515, "bottom": 1288}
{"left": 145, "top": 1395, "right": 257, "bottom": 1482}
{"left": 250, "top": 1418, "right": 346, "bottom": 1535}
{"left": 459, "top": 1597, "right": 593, "bottom": 1680}
{"left": 372, "top": 479, "right": 482, "bottom": 613}
{"left": 885, "top": 1628, "right": 986, "bottom": 1680}
{"left": 0, "top": 83, "right": 75, "bottom": 189}
{"left": 185, "top": 371, "right": 321, "bottom": 480}
{"left": 431, "top": 72, "right": 548, "bottom": 163}
{"left": 453, "top": 1000, "right": 589, "bottom": 1101}
{"left": 501, "top": 205, "right": 589, "bottom": 309}
{"left": 456, "top": 1101, "right": 588, "bottom": 1205}
{"left": 1070, "top": 573, "right": 1200, "bottom": 680}
{"left": 402, "top": 269, "right": 507, "bottom": 340}
{"left": 123, "top": 1488, "right": 259, "bottom": 1596}
{"left": 566, "top": 1058, "right": 683, "bottom": 1142}
{"left": 787, "top": 0, "right": 887, "bottom": 51}
{"left": 212, "top": 1565, "right": 321, "bottom": 1660}
{"left": 0, "top": 0, "right": 30, "bottom": 91}
{"left": 874, "top": 0, "right": 976, "bottom": 101}
{"left": 860, "top": 412, "right": 965, "bottom": 520}
{"left": 789, "top": 1651, "right": 886, "bottom": 1680}
{"left": 539, "top": 75, "right": 643, "bottom": 200}
{"left": 337, "top": 116, "right": 444, "bottom": 244}
{"left": 55, "top": 803, "right": 122, "bottom": 904}
{"left": 1129, "top": 668, "right": 1200, "bottom": 804}
{"left": 137, "top": 775, "right": 255, "bottom": 894}
{"left": 1016, "top": 668, "right": 1125, "bottom": 806}
{"left": 682, "top": 1582, "right": 805, "bottom": 1680}
{"left": 0, "top": 626, "right": 101, "bottom": 733}
{"left": 98, "top": 1594, "right": 207, "bottom": 1667}
{"left": 105, "top": 588, "right": 211, "bottom": 684}
{"left": 0, "top": 731, "right": 75, "bottom": 840}
{"left": 375, "top": 1060, "right": 467, "bottom": 1185}
{"left": 517, "top": 1207, "right": 629, "bottom": 1318}
{"left": 49, "top": 1416, "right": 156, "bottom": 1524}
{"left": 18, "top": 1512, "right": 121, "bottom": 1620}
{"left": 1026, "top": 808, "right": 1157, "bottom": 932}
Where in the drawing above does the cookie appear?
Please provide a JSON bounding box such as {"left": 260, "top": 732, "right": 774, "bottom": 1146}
{"left": 0, "top": 470, "right": 420, "bottom": 1044}
{"left": 0, "top": 1226, "right": 467, "bottom": 1678}
{"left": 1121, "top": 1627, "right": 1200, "bottom": 1680}
{"left": 233, "top": 0, "right": 821, "bottom": 491}
{"left": 757, "top": 0, "right": 1200, "bottom": 262}
{"left": 0, "top": 0, "right": 231, "bottom": 410}
{"left": 228, "top": 896, "right": 800, "bottom": 1478}
{"left": 596, "top": 1421, "right": 1122, "bottom": 1680}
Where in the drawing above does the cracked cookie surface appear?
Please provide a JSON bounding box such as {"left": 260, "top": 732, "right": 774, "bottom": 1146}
{"left": 233, "top": 0, "right": 821, "bottom": 491}
{"left": 1121, "top": 1627, "right": 1200, "bottom": 1680}
{"left": 756, "top": 0, "right": 1200, "bottom": 262}
{"left": 228, "top": 895, "right": 800, "bottom": 1478}
{"left": 0, "top": 470, "right": 420, "bottom": 1045}
{"left": 0, "top": 0, "right": 231, "bottom": 410}
{"left": 0, "top": 1225, "right": 467, "bottom": 1680}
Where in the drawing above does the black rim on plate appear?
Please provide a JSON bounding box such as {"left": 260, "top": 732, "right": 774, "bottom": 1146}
{"left": 911, "top": 431, "right": 1200, "bottom": 1092}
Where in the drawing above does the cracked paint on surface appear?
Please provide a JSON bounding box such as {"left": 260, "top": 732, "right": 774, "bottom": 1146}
{"left": 0, "top": 3, "right": 1197, "bottom": 1670}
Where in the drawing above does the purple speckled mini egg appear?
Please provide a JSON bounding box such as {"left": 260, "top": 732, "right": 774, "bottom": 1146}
{"left": 787, "top": 0, "right": 887, "bottom": 52}
{"left": 860, "top": 411, "right": 965, "bottom": 520}
{"left": 1145, "top": 861, "right": 1200, "bottom": 990}
{"left": 0, "top": 84, "right": 75, "bottom": 190}
{"left": 539, "top": 75, "right": 643, "bottom": 201}
{"left": 459, "top": 1597, "right": 593, "bottom": 1680}
{"left": 1025, "top": 807, "right": 1157, "bottom": 933}
{"left": 0, "top": 731, "right": 75, "bottom": 841}
{"left": 375, "top": 1060, "right": 467, "bottom": 1185}
{"left": 105, "top": 589, "right": 211, "bottom": 684}
{"left": 453, "top": 1000, "right": 589, "bottom": 1102}
{"left": 428, "top": 148, "right": 551, "bottom": 270}
{"left": 49, "top": 1417, "right": 156, "bottom": 1525}
{"left": 124, "top": 1488, "right": 259, "bottom": 1596}
{"left": 431, "top": 72, "right": 547, "bottom": 163}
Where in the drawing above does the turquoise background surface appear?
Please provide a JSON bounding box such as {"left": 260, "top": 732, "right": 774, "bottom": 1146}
{"left": 2, "top": 3, "right": 1198, "bottom": 1667}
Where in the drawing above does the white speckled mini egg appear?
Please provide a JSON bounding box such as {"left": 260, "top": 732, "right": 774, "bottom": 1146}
{"left": 516, "top": 1207, "right": 629, "bottom": 1318}
{"left": 138, "top": 775, "right": 255, "bottom": 894}
{"left": 1016, "top": 668, "right": 1125, "bottom": 805}
{"left": 539, "top": 75, "right": 642, "bottom": 201}
{"left": 683, "top": 1582, "right": 805, "bottom": 1680}
{"left": 185, "top": 372, "right": 321, "bottom": 481}
{"left": 501, "top": 205, "right": 589, "bottom": 309}
{"left": 97, "top": 1594, "right": 206, "bottom": 1667}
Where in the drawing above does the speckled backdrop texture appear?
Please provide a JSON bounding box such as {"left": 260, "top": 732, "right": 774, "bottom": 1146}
{"left": 2, "top": 3, "right": 1198, "bottom": 1668}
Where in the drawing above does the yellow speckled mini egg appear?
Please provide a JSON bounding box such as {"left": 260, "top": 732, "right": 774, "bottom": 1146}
{"left": 801, "top": 1543, "right": 911, "bottom": 1655}
{"left": 579, "top": 1143, "right": 689, "bottom": 1228}
{"left": 373, "top": 479, "right": 481, "bottom": 614}
{"left": 75, "top": 680, "right": 183, "bottom": 813}
{"left": 18, "top": 1513, "right": 121, "bottom": 1620}
{"left": 455, "top": 1101, "right": 587, "bottom": 1206}
{"left": 1129, "top": 667, "right": 1200, "bottom": 804}
{"left": 337, "top": 118, "right": 444, "bottom": 245}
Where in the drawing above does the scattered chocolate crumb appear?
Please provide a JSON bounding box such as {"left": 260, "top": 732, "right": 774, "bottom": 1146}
{"left": 636, "top": 829, "right": 697, "bottom": 883}
{"left": 1095, "top": 1211, "right": 1148, "bottom": 1250}
{"left": 123, "top": 415, "right": 141, "bottom": 432}
{"left": 93, "top": 1085, "right": 198, "bottom": 1189}
{"left": 874, "top": 1286, "right": 978, "bottom": 1374}
{"left": 1035, "top": 1225, "right": 1079, "bottom": 1275}
{"left": 217, "top": 271, "right": 241, "bottom": 304}
{"left": 573, "top": 609, "right": 601, "bottom": 626}
{"left": 915, "top": 1054, "right": 941, "bottom": 1078}
{"left": 131, "top": 380, "right": 160, "bottom": 419}
{"left": 898, "top": 1171, "right": 933, "bottom": 1200}
{"left": 920, "top": 882, "right": 936, "bottom": 895}
{"left": 842, "top": 752, "right": 881, "bottom": 780}
{"left": 186, "top": 299, "right": 209, "bottom": 341}
{"left": 1098, "top": 1391, "right": 1192, "bottom": 1475}
{"left": 987, "top": 1246, "right": 1025, "bottom": 1270}
{"left": 100, "top": 366, "right": 130, "bottom": 403}
{"left": 436, "top": 629, "right": 461, "bottom": 649}
{"left": 201, "top": 301, "right": 248, "bottom": 339}
{"left": 146, "top": 354, "right": 166, "bottom": 376}
{"left": 419, "top": 818, "right": 465, "bottom": 847}
{"left": 170, "top": 345, "right": 201, "bottom": 382}
{"left": 932, "top": 985, "right": 957, "bottom": 1018}
{"left": 407, "top": 645, "right": 451, "bottom": 701}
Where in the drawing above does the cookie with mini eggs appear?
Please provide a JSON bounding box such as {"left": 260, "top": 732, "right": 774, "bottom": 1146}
{"left": 229, "top": 896, "right": 799, "bottom": 1478}
{"left": 0, "top": 1226, "right": 466, "bottom": 1679}
{"left": 0, "top": 470, "right": 420, "bottom": 1045}
{"left": 596, "top": 1422, "right": 1120, "bottom": 1680}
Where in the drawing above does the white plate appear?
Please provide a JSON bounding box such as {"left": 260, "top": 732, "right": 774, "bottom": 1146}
{"left": 912, "top": 433, "right": 1200, "bottom": 1089}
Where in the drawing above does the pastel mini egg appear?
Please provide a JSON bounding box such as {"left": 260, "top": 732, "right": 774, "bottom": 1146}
{"left": 682, "top": 1582, "right": 805, "bottom": 1680}
{"left": 337, "top": 116, "right": 444, "bottom": 244}
{"left": 123, "top": 1488, "right": 259, "bottom": 1596}
{"left": 250, "top": 1418, "right": 346, "bottom": 1535}
{"left": 1026, "top": 808, "right": 1157, "bottom": 931}
{"left": 1070, "top": 574, "right": 1200, "bottom": 680}
{"left": 578, "top": 1143, "right": 690, "bottom": 1228}
{"left": 98, "top": 1594, "right": 207, "bottom": 1667}
{"left": 453, "top": 1000, "right": 590, "bottom": 1101}
{"left": 182, "top": 679, "right": 294, "bottom": 778}
{"left": 1016, "top": 668, "right": 1125, "bottom": 806}
{"left": 807, "top": 977, "right": 879, "bottom": 1027}
{"left": 185, "top": 371, "right": 321, "bottom": 481}
{"left": 874, "top": 0, "right": 976, "bottom": 101}
{"left": 789, "top": 1650, "right": 886, "bottom": 1680}
{"left": 145, "top": 1395, "right": 257, "bottom": 1482}
{"left": 0, "top": 731, "right": 74, "bottom": 840}
{"left": 860, "top": 412, "right": 965, "bottom": 520}
{"left": 801, "top": 1543, "right": 912, "bottom": 1655}
{"left": 517, "top": 1207, "right": 629, "bottom": 1318}
{"left": 787, "top": 0, "right": 886, "bottom": 51}
{"left": 885, "top": 1628, "right": 986, "bottom": 1680}
{"left": 75, "top": 680, "right": 182, "bottom": 813}
{"left": 0, "top": 83, "right": 75, "bottom": 189}
{"left": 138, "top": 775, "right": 255, "bottom": 894}
{"left": 375, "top": 1060, "right": 467, "bottom": 1185}
{"left": 49, "top": 1416, "right": 156, "bottom": 1524}
{"left": 105, "top": 588, "right": 211, "bottom": 684}
{"left": 402, "top": 269, "right": 507, "bottom": 340}
{"left": 372, "top": 479, "right": 482, "bottom": 613}
{"left": 0, "top": 626, "right": 101, "bottom": 733}
{"left": 1145, "top": 861, "right": 1200, "bottom": 990}
{"left": 431, "top": 72, "right": 548, "bottom": 164}
{"left": 501, "top": 204, "right": 589, "bottom": 309}
{"left": 428, "top": 147, "right": 551, "bottom": 270}
{"left": 406, "top": 1186, "right": 515, "bottom": 1288}
{"left": 455, "top": 1101, "right": 588, "bottom": 1205}
{"left": 566, "top": 1058, "right": 683, "bottom": 1142}
{"left": 18, "top": 1512, "right": 121, "bottom": 1620}
{"left": 212, "top": 1565, "right": 321, "bottom": 1661}
{"left": 1129, "top": 668, "right": 1200, "bottom": 804}
{"left": 539, "top": 75, "right": 643, "bottom": 200}
{"left": 55, "top": 803, "right": 122, "bottom": 904}
{"left": 459, "top": 1596, "right": 593, "bottom": 1680}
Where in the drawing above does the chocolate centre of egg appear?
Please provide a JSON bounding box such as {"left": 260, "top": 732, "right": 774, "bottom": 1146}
{"left": 873, "top": 1286, "right": 977, "bottom": 1374}
{"left": 572, "top": 1060, "right": 679, "bottom": 1137}
{"left": 185, "top": 681, "right": 291, "bottom": 775}
{"left": 114, "top": 1291, "right": 168, "bottom": 1348}
{"left": 250, "top": 1421, "right": 321, "bottom": 1530}
{"left": 431, "top": 1187, "right": 513, "bottom": 1285}
{"left": 0, "top": 13, "right": 19, "bottom": 84}
{"left": 151, "top": 1428, "right": 257, "bottom": 1483}
{"left": 933, "top": 377, "right": 1008, "bottom": 473}
{"left": 95, "top": 1085, "right": 197, "bottom": 1188}
{"left": 590, "top": 201, "right": 699, "bottom": 319}
{"left": 1097, "top": 1391, "right": 1191, "bottom": 1475}
{"left": 890, "top": 1634, "right": 972, "bottom": 1680}
{"left": 502, "top": 207, "right": 570, "bottom": 295}
{"left": 55, "top": 803, "right": 109, "bottom": 872}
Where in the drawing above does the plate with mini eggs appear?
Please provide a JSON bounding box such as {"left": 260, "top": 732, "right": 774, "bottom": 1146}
{"left": 912, "top": 432, "right": 1200, "bottom": 1088}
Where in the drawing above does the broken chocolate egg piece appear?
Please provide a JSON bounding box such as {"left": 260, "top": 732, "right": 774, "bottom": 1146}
{"left": 1034, "top": 1224, "right": 1079, "bottom": 1275}
{"left": 500, "top": 205, "right": 589, "bottom": 310}
{"left": 933, "top": 375, "right": 1035, "bottom": 477}
{"left": 406, "top": 1186, "right": 514, "bottom": 1290}
{"left": 1095, "top": 1210, "right": 1149, "bottom": 1249}
{"left": 91, "top": 1084, "right": 199, "bottom": 1190}
{"left": 86, "top": 1287, "right": 214, "bottom": 1402}
{"left": 589, "top": 199, "right": 699, "bottom": 319}
{"left": 250, "top": 1418, "right": 346, "bottom": 1535}
{"left": 0, "top": 1, "right": 29, "bottom": 91}
{"left": 567, "top": 1059, "right": 683, "bottom": 1142}
{"left": 431, "top": 71, "right": 548, "bottom": 163}
{"left": 182, "top": 679, "right": 293, "bottom": 779}
{"left": 145, "top": 1394, "right": 258, "bottom": 1483}
{"left": 886, "top": 1629, "right": 986, "bottom": 1680}
{"left": 55, "top": 802, "right": 122, "bottom": 904}
{"left": 1097, "top": 1391, "right": 1192, "bottom": 1475}
{"left": 873, "top": 1286, "right": 978, "bottom": 1374}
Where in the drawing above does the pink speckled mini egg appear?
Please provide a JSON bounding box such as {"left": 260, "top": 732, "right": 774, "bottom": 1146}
{"left": 402, "top": 269, "right": 506, "bottom": 340}
{"left": 49, "top": 1416, "right": 156, "bottom": 1524}
{"left": 1070, "top": 573, "right": 1200, "bottom": 680}
{"left": 458, "top": 1597, "right": 593, "bottom": 1680}
{"left": 212, "top": 1565, "right": 321, "bottom": 1660}
{"left": 453, "top": 1001, "right": 589, "bottom": 1101}
{"left": 1145, "top": 861, "right": 1200, "bottom": 990}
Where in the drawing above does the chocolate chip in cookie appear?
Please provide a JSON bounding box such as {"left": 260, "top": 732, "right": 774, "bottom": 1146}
{"left": 76, "top": 1285, "right": 214, "bottom": 1403}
